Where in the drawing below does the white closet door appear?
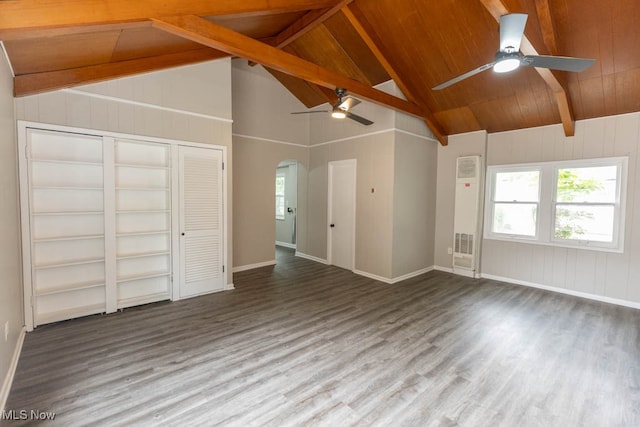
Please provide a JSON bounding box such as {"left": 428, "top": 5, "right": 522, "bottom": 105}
{"left": 178, "top": 146, "right": 224, "bottom": 298}
{"left": 26, "top": 129, "right": 107, "bottom": 326}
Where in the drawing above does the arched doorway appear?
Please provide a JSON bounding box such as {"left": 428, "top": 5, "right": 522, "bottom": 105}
{"left": 274, "top": 160, "right": 298, "bottom": 249}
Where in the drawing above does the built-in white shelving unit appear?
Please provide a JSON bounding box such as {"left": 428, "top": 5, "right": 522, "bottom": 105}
{"left": 20, "top": 124, "right": 227, "bottom": 329}
{"left": 28, "top": 130, "right": 107, "bottom": 325}
{"left": 115, "top": 140, "right": 171, "bottom": 308}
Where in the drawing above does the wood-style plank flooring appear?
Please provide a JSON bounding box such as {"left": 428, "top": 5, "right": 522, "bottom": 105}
{"left": 5, "top": 248, "right": 640, "bottom": 426}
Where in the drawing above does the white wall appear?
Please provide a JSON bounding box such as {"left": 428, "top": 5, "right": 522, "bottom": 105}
{"left": 392, "top": 132, "right": 437, "bottom": 278}
{"left": 434, "top": 131, "right": 487, "bottom": 269}
{"left": 14, "top": 58, "right": 235, "bottom": 285}
{"left": 232, "top": 64, "right": 438, "bottom": 280}
{"left": 308, "top": 132, "right": 396, "bottom": 277}
{"left": 0, "top": 49, "right": 24, "bottom": 410}
{"left": 231, "top": 59, "right": 310, "bottom": 269}
{"left": 435, "top": 114, "right": 640, "bottom": 306}
{"left": 482, "top": 113, "right": 640, "bottom": 305}
{"left": 307, "top": 81, "right": 436, "bottom": 280}
{"left": 232, "top": 60, "right": 309, "bottom": 145}
{"left": 15, "top": 59, "right": 232, "bottom": 145}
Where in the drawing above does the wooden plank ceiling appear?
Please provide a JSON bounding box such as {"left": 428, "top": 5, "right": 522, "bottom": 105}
{"left": 1, "top": 0, "right": 639, "bottom": 145}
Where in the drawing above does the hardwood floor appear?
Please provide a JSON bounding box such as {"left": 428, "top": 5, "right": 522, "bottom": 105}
{"left": 5, "top": 247, "right": 640, "bottom": 426}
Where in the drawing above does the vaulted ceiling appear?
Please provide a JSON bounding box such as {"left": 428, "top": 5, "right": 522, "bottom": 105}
{"left": 1, "top": 0, "right": 638, "bottom": 145}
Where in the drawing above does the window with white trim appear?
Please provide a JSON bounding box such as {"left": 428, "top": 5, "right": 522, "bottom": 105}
{"left": 485, "top": 157, "right": 627, "bottom": 252}
{"left": 275, "top": 173, "right": 285, "bottom": 220}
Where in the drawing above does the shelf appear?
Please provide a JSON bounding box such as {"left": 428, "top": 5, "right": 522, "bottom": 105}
{"left": 117, "top": 292, "right": 170, "bottom": 310}
{"left": 115, "top": 163, "right": 169, "bottom": 170}
{"left": 116, "top": 187, "right": 169, "bottom": 192}
{"left": 36, "top": 303, "right": 104, "bottom": 325}
{"left": 34, "top": 234, "right": 104, "bottom": 243}
{"left": 32, "top": 211, "right": 103, "bottom": 216}
{"left": 117, "top": 271, "right": 170, "bottom": 283}
{"left": 116, "top": 230, "right": 169, "bottom": 237}
{"left": 116, "top": 209, "right": 170, "bottom": 214}
{"left": 31, "top": 158, "right": 103, "bottom": 167}
{"left": 36, "top": 280, "right": 105, "bottom": 296}
{"left": 35, "top": 257, "right": 104, "bottom": 270}
{"left": 117, "top": 251, "right": 170, "bottom": 260}
{"left": 32, "top": 186, "right": 104, "bottom": 191}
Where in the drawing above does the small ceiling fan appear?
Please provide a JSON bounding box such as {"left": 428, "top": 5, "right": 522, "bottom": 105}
{"left": 432, "top": 13, "right": 595, "bottom": 90}
{"left": 291, "top": 88, "right": 374, "bottom": 126}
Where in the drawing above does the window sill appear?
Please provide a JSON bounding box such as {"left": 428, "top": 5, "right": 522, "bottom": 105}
{"left": 484, "top": 235, "right": 623, "bottom": 254}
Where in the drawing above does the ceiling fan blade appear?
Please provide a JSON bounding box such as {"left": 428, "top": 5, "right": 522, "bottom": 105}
{"left": 521, "top": 55, "right": 596, "bottom": 72}
{"left": 500, "top": 13, "right": 528, "bottom": 52}
{"left": 291, "top": 110, "right": 329, "bottom": 115}
{"left": 346, "top": 111, "right": 374, "bottom": 126}
{"left": 432, "top": 62, "right": 496, "bottom": 90}
{"left": 337, "top": 96, "right": 361, "bottom": 111}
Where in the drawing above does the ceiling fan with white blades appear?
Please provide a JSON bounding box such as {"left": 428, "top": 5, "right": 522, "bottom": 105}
{"left": 291, "top": 88, "right": 374, "bottom": 125}
{"left": 432, "top": 13, "right": 595, "bottom": 90}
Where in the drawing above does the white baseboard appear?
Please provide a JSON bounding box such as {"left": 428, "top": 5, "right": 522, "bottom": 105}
{"left": 453, "top": 267, "right": 481, "bottom": 279}
{"left": 434, "top": 265, "right": 454, "bottom": 273}
{"left": 389, "top": 266, "right": 435, "bottom": 284}
{"left": 294, "top": 252, "right": 327, "bottom": 264}
{"left": 1, "top": 326, "right": 26, "bottom": 412}
{"left": 275, "top": 241, "right": 296, "bottom": 249}
{"left": 232, "top": 260, "right": 276, "bottom": 273}
{"left": 224, "top": 283, "right": 235, "bottom": 290}
{"left": 353, "top": 269, "right": 391, "bottom": 283}
{"left": 353, "top": 266, "right": 434, "bottom": 284}
{"left": 481, "top": 273, "right": 640, "bottom": 310}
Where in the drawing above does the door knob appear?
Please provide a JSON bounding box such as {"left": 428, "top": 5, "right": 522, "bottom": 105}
{"left": 330, "top": 224, "right": 335, "bottom": 228}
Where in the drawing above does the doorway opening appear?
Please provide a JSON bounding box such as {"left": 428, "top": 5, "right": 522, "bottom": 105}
{"left": 275, "top": 160, "right": 299, "bottom": 252}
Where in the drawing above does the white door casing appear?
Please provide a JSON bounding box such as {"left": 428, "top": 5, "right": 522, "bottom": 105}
{"left": 327, "top": 159, "right": 356, "bottom": 270}
{"left": 178, "top": 145, "right": 225, "bottom": 298}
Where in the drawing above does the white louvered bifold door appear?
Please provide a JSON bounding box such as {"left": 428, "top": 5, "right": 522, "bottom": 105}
{"left": 178, "top": 146, "right": 224, "bottom": 298}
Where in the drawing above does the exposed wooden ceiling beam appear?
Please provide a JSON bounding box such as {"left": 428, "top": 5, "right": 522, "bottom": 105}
{"left": 14, "top": 48, "right": 228, "bottom": 97}
{"left": 247, "top": 0, "right": 352, "bottom": 66}
{"left": 0, "top": 0, "right": 337, "bottom": 37}
{"left": 342, "top": 4, "right": 447, "bottom": 145}
{"left": 271, "top": 0, "right": 353, "bottom": 48}
{"left": 479, "top": 0, "right": 576, "bottom": 136}
{"left": 0, "top": 22, "right": 152, "bottom": 42}
{"left": 533, "top": 0, "right": 559, "bottom": 55}
{"left": 151, "top": 15, "right": 443, "bottom": 142}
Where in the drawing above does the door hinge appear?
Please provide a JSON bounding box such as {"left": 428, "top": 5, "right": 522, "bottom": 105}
{"left": 25, "top": 144, "right": 30, "bottom": 159}
{"left": 222, "top": 162, "right": 225, "bottom": 170}
{"left": 222, "top": 265, "right": 225, "bottom": 273}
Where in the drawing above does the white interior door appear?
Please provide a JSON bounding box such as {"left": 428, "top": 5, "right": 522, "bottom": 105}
{"left": 178, "top": 145, "right": 225, "bottom": 298}
{"left": 328, "top": 159, "right": 356, "bottom": 270}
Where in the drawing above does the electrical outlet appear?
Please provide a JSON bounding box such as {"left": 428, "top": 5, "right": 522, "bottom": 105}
{"left": 4, "top": 321, "right": 8, "bottom": 342}
{"left": 447, "top": 247, "right": 453, "bottom": 255}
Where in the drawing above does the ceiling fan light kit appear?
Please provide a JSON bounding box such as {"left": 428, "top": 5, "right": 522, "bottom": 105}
{"left": 433, "top": 13, "right": 595, "bottom": 90}
{"left": 331, "top": 109, "right": 347, "bottom": 119}
{"left": 493, "top": 53, "right": 520, "bottom": 73}
{"left": 291, "top": 88, "right": 374, "bottom": 126}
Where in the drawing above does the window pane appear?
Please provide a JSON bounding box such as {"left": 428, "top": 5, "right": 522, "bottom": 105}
{"left": 556, "top": 166, "right": 617, "bottom": 203}
{"left": 494, "top": 171, "right": 540, "bottom": 202}
{"left": 493, "top": 203, "right": 537, "bottom": 236}
{"left": 554, "top": 205, "right": 614, "bottom": 242}
{"left": 275, "top": 176, "right": 285, "bottom": 196}
{"left": 275, "top": 195, "right": 285, "bottom": 219}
